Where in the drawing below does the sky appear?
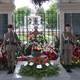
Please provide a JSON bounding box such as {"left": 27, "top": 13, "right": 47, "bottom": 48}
{"left": 14, "top": 0, "right": 55, "bottom": 10}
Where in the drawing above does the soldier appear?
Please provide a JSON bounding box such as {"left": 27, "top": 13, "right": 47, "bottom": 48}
{"left": 3, "top": 24, "right": 20, "bottom": 74}
{"left": 62, "top": 24, "right": 74, "bottom": 72}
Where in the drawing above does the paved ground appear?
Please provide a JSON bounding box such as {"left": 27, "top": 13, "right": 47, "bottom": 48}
{"left": 0, "top": 62, "right": 80, "bottom": 80}
{"left": 69, "top": 68, "right": 80, "bottom": 80}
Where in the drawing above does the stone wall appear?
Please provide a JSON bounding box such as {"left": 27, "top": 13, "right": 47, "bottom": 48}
{"left": 0, "top": 0, "right": 13, "bottom": 3}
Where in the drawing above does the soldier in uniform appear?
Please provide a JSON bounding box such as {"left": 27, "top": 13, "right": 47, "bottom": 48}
{"left": 62, "top": 24, "right": 74, "bottom": 72}
{"left": 3, "top": 24, "right": 20, "bottom": 74}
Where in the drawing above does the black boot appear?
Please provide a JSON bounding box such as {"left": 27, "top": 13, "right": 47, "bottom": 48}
{"left": 66, "top": 65, "right": 72, "bottom": 73}
{"left": 11, "top": 65, "right": 15, "bottom": 73}
{"left": 7, "top": 66, "right": 13, "bottom": 74}
{"left": 7, "top": 69, "right": 13, "bottom": 74}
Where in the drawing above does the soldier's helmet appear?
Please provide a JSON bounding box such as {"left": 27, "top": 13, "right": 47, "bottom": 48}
{"left": 65, "top": 24, "right": 70, "bottom": 27}
{"left": 8, "top": 24, "right": 13, "bottom": 29}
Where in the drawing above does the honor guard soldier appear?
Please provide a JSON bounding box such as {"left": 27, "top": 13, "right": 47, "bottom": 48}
{"left": 3, "top": 24, "right": 20, "bottom": 74}
{"left": 62, "top": 24, "right": 75, "bottom": 72}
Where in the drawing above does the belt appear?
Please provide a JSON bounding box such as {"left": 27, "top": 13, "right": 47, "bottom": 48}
{"left": 6, "top": 42, "right": 17, "bottom": 45}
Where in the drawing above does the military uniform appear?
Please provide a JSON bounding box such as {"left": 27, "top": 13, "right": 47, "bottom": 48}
{"left": 62, "top": 31, "right": 74, "bottom": 72}
{"left": 3, "top": 25, "right": 19, "bottom": 73}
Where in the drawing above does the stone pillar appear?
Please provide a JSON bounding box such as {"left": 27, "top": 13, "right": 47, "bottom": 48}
{"left": 59, "top": 11, "right": 64, "bottom": 55}
{"left": 8, "top": 12, "right": 13, "bottom": 24}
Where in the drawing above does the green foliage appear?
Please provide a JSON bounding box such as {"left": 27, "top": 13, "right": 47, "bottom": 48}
{"left": 17, "top": 33, "right": 27, "bottom": 41}
{"left": 13, "top": 2, "right": 57, "bottom": 29}
{"left": 20, "top": 65, "right": 59, "bottom": 78}
{"left": 36, "top": 34, "right": 47, "bottom": 43}
{"left": 36, "top": 3, "right": 57, "bottom": 29}
{"left": 45, "top": 3, "right": 57, "bottom": 29}
{"left": 36, "top": 7, "right": 45, "bottom": 24}
{"left": 13, "top": 7, "right": 31, "bottom": 28}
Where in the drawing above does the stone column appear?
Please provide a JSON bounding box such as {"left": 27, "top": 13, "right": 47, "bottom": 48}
{"left": 8, "top": 12, "right": 13, "bottom": 24}
{"left": 59, "top": 10, "right": 64, "bottom": 55}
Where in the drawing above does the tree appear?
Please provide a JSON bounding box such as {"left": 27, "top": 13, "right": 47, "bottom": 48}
{"left": 36, "top": 7, "right": 45, "bottom": 24}
{"left": 36, "top": 3, "right": 57, "bottom": 29}
{"left": 13, "top": 7, "right": 31, "bottom": 28}
{"left": 45, "top": 3, "right": 57, "bottom": 29}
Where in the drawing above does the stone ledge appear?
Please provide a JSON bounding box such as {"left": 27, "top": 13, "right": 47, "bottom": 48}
{"left": 0, "top": 3, "right": 15, "bottom": 11}
{"left": 58, "top": 2, "right": 80, "bottom": 11}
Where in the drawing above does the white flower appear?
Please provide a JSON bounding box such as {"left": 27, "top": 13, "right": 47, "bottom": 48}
{"left": 50, "top": 61, "right": 54, "bottom": 66}
{"left": 24, "top": 62, "right": 28, "bottom": 66}
{"left": 29, "top": 62, "right": 34, "bottom": 66}
{"left": 50, "top": 60, "right": 58, "bottom": 66}
{"left": 45, "top": 63, "right": 49, "bottom": 66}
{"left": 36, "top": 64, "right": 42, "bottom": 69}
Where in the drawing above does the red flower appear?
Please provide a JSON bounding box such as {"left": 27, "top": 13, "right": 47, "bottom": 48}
{"left": 31, "top": 57, "right": 37, "bottom": 62}
{"left": 37, "top": 62, "right": 42, "bottom": 64}
{"left": 44, "top": 57, "right": 48, "bottom": 64}
{"left": 17, "top": 55, "right": 27, "bottom": 61}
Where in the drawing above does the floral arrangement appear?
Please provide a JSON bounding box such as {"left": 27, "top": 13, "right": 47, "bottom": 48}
{"left": 31, "top": 43, "right": 43, "bottom": 57}
{"left": 61, "top": 44, "right": 80, "bottom": 67}
{"left": 29, "top": 56, "right": 49, "bottom": 65}
{"left": 43, "top": 44, "right": 58, "bottom": 60}
{"left": 20, "top": 55, "right": 59, "bottom": 78}
{"left": 0, "top": 44, "right": 7, "bottom": 69}
{"left": 72, "top": 45, "right": 80, "bottom": 67}
{"left": 70, "top": 36, "right": 80, "bottom": 67}
{"left": 36, "top": 34, "right": 47, "bottom": 44}
{"left": 17, "top": 42, "right": 58, "bottom": 62}
{"left": 17, "top": 54, "right": 27, "bottom": 61}
{"left": 28, "top": 33, "right": 47, "bottom": 44}
{"left": 19, "top": 31, "right": 59, "bottom": 78}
